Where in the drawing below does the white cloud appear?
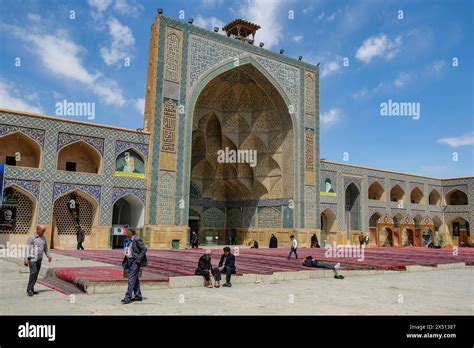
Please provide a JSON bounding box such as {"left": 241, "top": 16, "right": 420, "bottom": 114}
{"left": 92, "top": 78, "right": 127, "bottom": 105}
{"left": 393, "top": 72, "right": 411, "bottom": 87}
{"left": 437, "top": 132, "right": 474, "bottom": 148}
{"left": 291, "top": 35, "right": 304, "bottom": 43}
{"left": 352, "top": 82, "right": 384, "bottom": 99}
{"left": 133, "top": 98, "right": 145, "bottom": 114}
{"left": 320, "top": 108, "right": 342, "bottom": 128}
{"left": 327, "top": 10, "right": 341, "bottom": 21}
{"left": 314, "top": 53, "right": 344, "bottom": 78}
{"left": 202, "top": 0, "right": 224, "bottom": 7}
{"left": 114, "top": 0, "right": 143, "bottom": 17}
{"left": 194, "top": 15, "right": 226, "bottom": 33}
{"left": 88, "top": 0, "right": 113, "bottom": 13}
{"left": 238, "top": 0, "right": 286, "bottom": 49}
{"left": 88, "top": 0, "right": 113, "bottom": 19}
{"left": 315, "top": 9, "right": 341, "bottom": 22}
{"left": 430, "top": 60, "right": 446, "bottom": 73}
{"left": 302, "top": 6, "right": 313, "bottom": 14}
{"left": 355, "top": 34, "right": 402, "bottom": 64}
{"left": 321, "top": 61, "right": 340, "bottom": 78}
{"left": 27, "top": 13, "right": 41, "bottom": 23}
{"left": 100, "top": 17, "right": 135, "bottom": 66}
{"left": 3, "top": 23, "right": 126, "bottom": 106}
{"left": 373, "top": 82, "right": 384, "bottom": 93}
{"left": 6, "top": 25, "right": 97, "bottom": 84}
{"left": 0, "top": 80, "right": 43, "bottom": 113}
{"left": 352, "top": 88, "right": 368, "bottom": 99}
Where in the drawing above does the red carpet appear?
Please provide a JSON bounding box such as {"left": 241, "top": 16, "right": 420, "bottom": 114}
{"left": 42, "top": 247, "right": 473, "bottom": 294}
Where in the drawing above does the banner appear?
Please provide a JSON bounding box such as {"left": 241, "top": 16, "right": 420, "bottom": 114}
{"left": 0, "top": 163, "right": 4, "bottom": 208}
{"left": 320, "top": 176, "right": 337, "bottom": 197}
{"left": 115, "top": 150, "right": 145, "bottom": 178}
{"left": 113, "top": 225, "right": 129, "bottom": 236}
{"left": 0, "top": 206, "right": 16, "bottom": 231}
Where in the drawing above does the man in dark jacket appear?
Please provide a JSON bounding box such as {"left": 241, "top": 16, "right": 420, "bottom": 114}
{"left": 76, "top": 226, "right": 85, "bottom": 250}
{"left": 302, "top": 255, "right": 344, "bottom": 279}
{"left": 218, "top": 246, "right": 236, "bottom": 287}
{"left": 121, "top": 228, "right": 148, "bottom": 304}
{"left": 190, "top": 231, "right": 199, "bottom": 248}
{"left": 195, "top": 249, "right": 221, "bottom": 288}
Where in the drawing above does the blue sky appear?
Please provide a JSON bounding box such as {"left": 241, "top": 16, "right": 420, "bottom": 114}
{"left": 0, "top": 0, "right": 472, "bottom": 177}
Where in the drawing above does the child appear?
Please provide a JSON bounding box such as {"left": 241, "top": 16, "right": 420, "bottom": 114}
{"left": 287, "top": 235, "right": 298, "bottom": 259}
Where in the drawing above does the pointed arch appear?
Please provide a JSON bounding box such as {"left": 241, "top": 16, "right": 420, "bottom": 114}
{"left": 52, "top": 189, "right": 98, "bottom": 248}
{"left": 369, "top": 212, "right": 381, "bottom": 227}
{"left": 320, "top": 208, "right": 337, "bottom": 241}
{"left": 393, "top": 213, "right": 403, "bottom": 227}
{"left": 368, "top": 181, "right": 385, "bottom": 201}
{"left": 57, "top": 140, "right": 102, "bottom": 174}
{"left": 1, "top": 184, "right": 37, "bottom": 234}
{"left": 345, "top": 183, "right": 360, "bottom": 231}
{"left": 410, "top": 186, "right": 425, "bottom": 204}
{"left": 390, "top": 184, "right": 405, "bottom": 202}
{"left": 445, "top": 189, "right": 468, "bottom": 205}
{"left": 188, "top": 55, "right": 294, "bottom": 126}
{"left": 186, "top": 55, "right": 295, "bottom": 231}
{"left": 112, "top": 194, "right": 145, "bottom": 229}
{"left": 0, "top": 131, "right": 42, "bottom": 168}
{"left": 429, "top": 189, "right": 441, "bottom": 206}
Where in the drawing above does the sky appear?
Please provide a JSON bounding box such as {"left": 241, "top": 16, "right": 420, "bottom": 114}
{"left": 0, "top": 0, "right": 473, "bottom": 178}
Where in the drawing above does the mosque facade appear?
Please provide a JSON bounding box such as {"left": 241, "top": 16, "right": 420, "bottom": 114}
{"left": 0, "top": 14, "right": 472, "bottom": 249}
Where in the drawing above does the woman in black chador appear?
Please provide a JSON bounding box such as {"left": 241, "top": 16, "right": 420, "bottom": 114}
{"left": 269, "top": 234, "right": 278, "bottom": 248}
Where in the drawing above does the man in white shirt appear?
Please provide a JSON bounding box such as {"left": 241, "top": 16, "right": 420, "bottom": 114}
{"left": 287, "top": 234, "right": 298, "bottom": 259}
{"left": 24, "top": 225, "right": 52, "bottom": 296}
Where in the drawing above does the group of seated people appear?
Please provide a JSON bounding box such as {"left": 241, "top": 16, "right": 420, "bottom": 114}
{"left": 194, "top": 244, "right": 345, "bottom": 288}
{"left": 195, "top": 247, "right": 236, "bottom": 288}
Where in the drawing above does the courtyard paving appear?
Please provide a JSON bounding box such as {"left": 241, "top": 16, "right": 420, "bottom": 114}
{"left": 0, "top": 258, "right": 472, "bottom": 315}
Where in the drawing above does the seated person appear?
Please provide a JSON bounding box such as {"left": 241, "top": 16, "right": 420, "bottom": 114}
{"left": 302, "top": 255, "right": 344, "bottom": 279}
{"left": 250, "top": 240, "right": 259, "bottom": 249}
{"left": 195, "top": 249, "right": 221, "bottom": 288}
{"left": 217, "top": 247, "right": 236, "bottom": 287}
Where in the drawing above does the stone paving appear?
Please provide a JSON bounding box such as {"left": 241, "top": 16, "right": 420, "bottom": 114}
{"left": 1, "top": 257, "right": 472, "bottom": 315}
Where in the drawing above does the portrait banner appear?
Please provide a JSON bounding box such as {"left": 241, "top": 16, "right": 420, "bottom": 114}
{"left": 320, "top": 176, "right": 336, "bottom": 197}
{"left": 115, "top": 150, "right": 145, "bottom": 178}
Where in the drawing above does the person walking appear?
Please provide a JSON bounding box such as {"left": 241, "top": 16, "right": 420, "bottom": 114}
{"left": 24, "top": 225, "right": 52, "bottom": 296}
{"left": 76, "top": 226, "right": 85, "bottom": 250}
{"left": 287, "top": 235, "right": 298, "bottom": 259}
{"left": 190, "top": 231, "right": 199, "bottom": 249}
{"left": 121, "top": 228, "right": 148, "bottom": 304}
